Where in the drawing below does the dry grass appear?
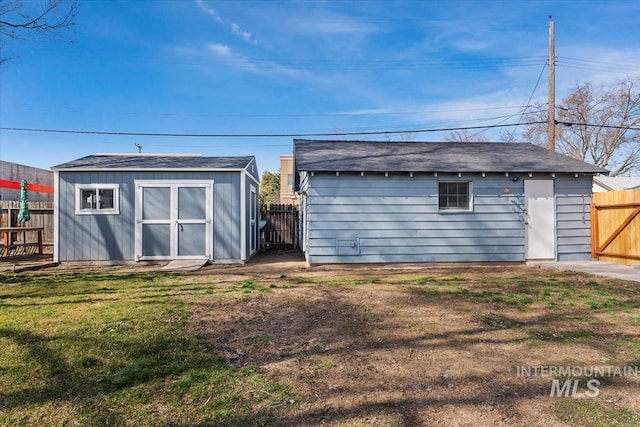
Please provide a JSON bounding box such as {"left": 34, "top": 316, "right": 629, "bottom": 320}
{"left": 190, "top": 260, "right": 640, "bottom": 426}
{"left": 1, "top": 257, "right": 639, "bottom": 426}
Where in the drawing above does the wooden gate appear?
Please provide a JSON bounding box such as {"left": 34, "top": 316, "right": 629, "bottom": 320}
{"left": 260, "top": 204, "right": 299, "bottom": 251}
{"left": 591, "top": 189, "right": 640, "bottom": 265}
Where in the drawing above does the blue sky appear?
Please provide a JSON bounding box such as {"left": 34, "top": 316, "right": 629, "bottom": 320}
{"left": 1, "top": 0, "right": 640, "bottom": 175}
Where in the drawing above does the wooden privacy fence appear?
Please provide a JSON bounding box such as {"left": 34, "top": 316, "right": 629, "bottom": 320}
{"left": 591, "top": 189, "right": 640, "bottom": 265}
{"left": 0, "top": 201, "right": 54, "bottom": 257}
{"left": 260, "top": 204, "right": 300, "bottom": 251}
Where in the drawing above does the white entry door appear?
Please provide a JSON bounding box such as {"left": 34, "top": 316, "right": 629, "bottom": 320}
{"left": 524, "top": 180, "right": 556, "bottom": 260}
{"left": 135, "top": 180, "right": 213, "bottom": 261}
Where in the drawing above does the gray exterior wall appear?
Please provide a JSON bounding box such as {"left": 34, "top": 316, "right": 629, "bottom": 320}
{"left": 245, "top": 157, "right": 260, "bottom": 184}
{"left": 299, "top": 172, "right": 593, "bottom": 264}
{"left": 1, "top": 160, "right": 53, "bottom": 202}
{"left": 56, "top": 170, "right": 248, "bottom": 262}
{"left": 555, "top": 175, "right": 593, "bottom": 261}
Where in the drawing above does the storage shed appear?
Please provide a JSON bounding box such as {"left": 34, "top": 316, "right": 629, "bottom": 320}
{"left": 293, "top": 140, "right": 607, "bottom": 264}
{"left": 52, "top": 154, "right": 260, "bottom": 264}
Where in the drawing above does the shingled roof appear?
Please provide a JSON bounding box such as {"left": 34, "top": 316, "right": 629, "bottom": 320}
{"left": 294, "top": 140, "right": 607, "bottom": 174}
{"left": 52, "top": 154, "right": 255, "bottom": 170}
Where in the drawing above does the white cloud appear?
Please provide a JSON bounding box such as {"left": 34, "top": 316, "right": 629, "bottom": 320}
{"left": 206, "top": 42, "right": 304, "bottom": 79}
{"left": 194, "top": 0, "right": 223, "bottom": 23}
{"left": 194, "top": 0, "right": 257, "bottom": 44}
{"left": 287, "top": 10, "right": 382, "bottom": 35}
{"left": 229, "top": 23, "right": 252, "bottom": 43}
{"left": 208, "top": 43, "right": 232, "bottom": 58}
{"left": 553, "top": 45, "right": 640, "bottom": 91}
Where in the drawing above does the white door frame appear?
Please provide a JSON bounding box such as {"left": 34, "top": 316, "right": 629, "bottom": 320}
{"left": 135, "top": 180, "right": 214, "bottom": 261}
{"left": 250, "top": 185, "right": 257, "bottom": 255}
{"left": 524, "top": 179, "right": 556, "bottom": 260}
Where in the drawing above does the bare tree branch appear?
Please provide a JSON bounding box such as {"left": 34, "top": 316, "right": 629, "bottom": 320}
{"left": 445, "top": 129, "right": 489, "bottom": 143}
{"left": 0, "top": 0, "right": 77, "bottom": 64}
{"left": 0, "top": 0, "right": 77, "bottom": 36}
{"left": 522, "top": 78, "right": 640, "bottom": 176}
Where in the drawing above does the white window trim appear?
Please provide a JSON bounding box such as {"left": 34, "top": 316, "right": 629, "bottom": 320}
{"left": 75, "top": 183, "right": 120, "bottom": 215}
{"left": 438, "top": 181, "right": 473, "bottom": 212}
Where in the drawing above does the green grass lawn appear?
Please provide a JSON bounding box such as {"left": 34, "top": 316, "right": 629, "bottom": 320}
{"left": 0, "top": 271, "right": 292, "bottom": 426}
{"left": 0, "top": 266, "right": 638, "bottom": 426}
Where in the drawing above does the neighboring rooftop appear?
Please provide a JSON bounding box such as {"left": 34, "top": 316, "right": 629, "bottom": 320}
{"left": 294, "top": 140, "right": 608, "bottom": 174}
{"left": 593, "top": 176, "right": 640, "bottom": 191}
{"left": 52, "top": 154, "right": 256, "bottom": 170}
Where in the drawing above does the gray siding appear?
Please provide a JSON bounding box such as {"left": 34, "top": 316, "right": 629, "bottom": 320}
{"left": 555, "top": 176, "right": 593, "bottom": 261}
{"left": 57, "top": 170, "right": 243, "bottom": 262}
{"left": 211, "top": 171, "right": 242, "bottom": 261}
{"left": 303, "top": 173, "right": 526, "bottom": 264}
{"left": 245, "top": 158, "right": 260, "bottom": 183}
{"left": 301, "top": 172, "right": 595, "bottom": 264}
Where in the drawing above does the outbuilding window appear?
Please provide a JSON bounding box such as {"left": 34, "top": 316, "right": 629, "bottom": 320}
{"left": 75, "top": 184, "right": 120, "bottom": 215}
{"left": 438, "top": 182, "right": 471, "bottom": 211}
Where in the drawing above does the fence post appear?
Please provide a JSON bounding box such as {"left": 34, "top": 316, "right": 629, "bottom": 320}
{"left": 590, "top": 202, "right": 598, "bottom": 259}
{"left": 37, "top": 229, "right": 43, "bottom": 255}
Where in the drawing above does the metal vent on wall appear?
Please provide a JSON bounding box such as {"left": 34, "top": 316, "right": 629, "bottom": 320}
{"left": 337, "top": 238, "right": 360, "bottom": 256}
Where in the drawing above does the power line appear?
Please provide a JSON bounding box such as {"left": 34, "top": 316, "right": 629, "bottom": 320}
{"left": 1, "top": 122, "right": 547, "bottom": 138}
{"left": 516, "top": 60, "right": 548, "bottom": 128}
{"left": 5, "top": 119, "right": 636, "bottom": 139}
{"left": 556, "top": 63, "right": 640, "bottom": 75}
{"left": 54, "top": 50, "right": 548, "bottom": 71}
{"left": 470, "top": 64, "right": 548, "bottom": 140}
{"left": 53, "top": 48, "right": 640, "bottom": 74}
{"left": 556, "top": 56, "right": 640, "bottom": 74}
{"left": 556, "top": 121, "right": 640, "bottom": 131}
{"left": 9, "top": 104, "right": 540, "bottom": 118}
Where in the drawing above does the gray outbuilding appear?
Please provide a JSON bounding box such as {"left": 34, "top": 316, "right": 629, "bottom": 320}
{"left": 293, "top": 140, "right": 607, "bottom": 265}
{"left": 52, "top": 154, "right": 260, "bottom": 264}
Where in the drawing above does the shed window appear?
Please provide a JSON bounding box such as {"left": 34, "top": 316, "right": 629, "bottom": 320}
{"left": 75, "top": 184, "right": 120, "bottom": 215}
{"left": 438, "top": 182, "right": 471, "bottom": 211}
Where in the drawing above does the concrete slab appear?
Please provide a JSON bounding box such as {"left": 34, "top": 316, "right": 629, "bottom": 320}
{"left": 529, "top": 260, "right": 640, "bottom": 283}
{"left": 160, "top": 259, "right": 208, "bottom": 272}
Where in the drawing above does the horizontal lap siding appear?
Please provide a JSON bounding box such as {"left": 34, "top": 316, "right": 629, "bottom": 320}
{"left": 305, "top": 174, "right": 525, "bottom": 263}
{"left": 310, "top": 253, "right": 521, "bottom": 263}
{"left": 555, "top": 176, "right": 593, "bottom": 261}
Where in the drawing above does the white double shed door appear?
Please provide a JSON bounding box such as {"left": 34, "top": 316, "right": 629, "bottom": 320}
{"left": 135, "top": 180, "right": 213, "bottom": 261}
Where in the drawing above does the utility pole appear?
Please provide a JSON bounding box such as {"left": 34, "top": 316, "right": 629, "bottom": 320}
{"left": 547, "top": 16, "right": 555, "bottom": 151}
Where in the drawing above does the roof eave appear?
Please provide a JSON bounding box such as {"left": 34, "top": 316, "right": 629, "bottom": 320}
{"left": 296, "top": 168, "right": 605, "bottom": 175}
{"left": 52, "top": 166, "right": 251, "bottom": 172}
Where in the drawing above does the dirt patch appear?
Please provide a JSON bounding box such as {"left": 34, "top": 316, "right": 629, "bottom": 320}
{"left": 188, "top": 258, "right": 640, "bottom": 426}
{"left": 5, "top": 252, "right": 636, "bottom": 424}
